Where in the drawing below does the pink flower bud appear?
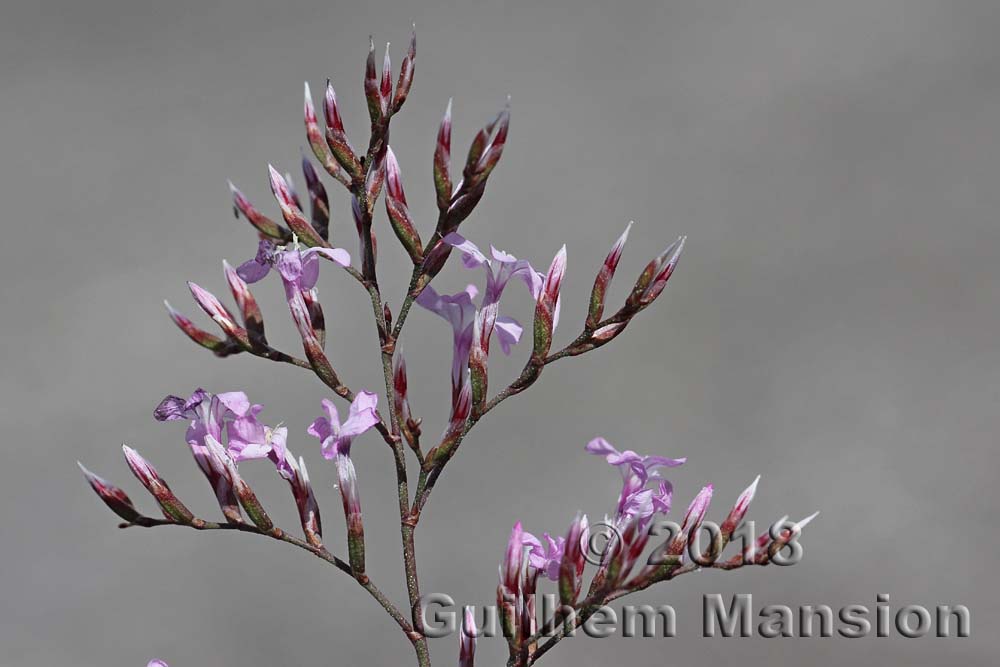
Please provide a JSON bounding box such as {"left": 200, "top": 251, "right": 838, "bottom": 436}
{"left": 222, "top": 260, "right": 264, "bottom": 340}
{"left": 335, "top": 454, "right": 365, "bottom": 574}
{"left": 392, "top": 351, "right": 420, "bottom": 446}
{"left": 459, "top": 605, "right": 477, "bottom": 667}
{"left": 392, "top": 28, "right": 416, "bottom": 112}
{"left": 204, "top": 436, "right": 272, "bottom": 531}
{"left": 164, "top": 300, "right": 239, "bottom": 357}
{"left": 122, "top": 445, "right": 196, "bottom": 524}
{"left": 300, "top": 152, "right": 330, "bottom": 240}
{"left": 501, "top": 521, "right": 525, "bottom": 595}
{"left": 323, "top": 81, "right": 362, "bottom": 178}
{"left": 78, "top": 462, "right": 142, "bottom": 523}
{"left": 629, "top": 236, "right": 685, "bottom": 308}
{"left": 304, "top": 82, "right": 343, "bottom": 183}
{"left": 559, "top": 513, "right": 588, "bottom": 606}
{"left": 433, "top": 99, "right": 453, "bottom": 211}
{"left": 469, "top": 302, "right": 498, "bottom": 415}
{"left": 669, "top": 484, "right": 713, "bottom": 555}
{"left": 288, "top": 290, "right": 341, "bottom": 390}
{"left": 379, "top": 43, "right": 392, "bottom": 114}
{"left": 384, "top": 147, "right": 423, "bottom": 263}
{"left": 720, "top": 475, "right": 760, "bottom": 536}
{"left": 268, "top": 165, "right": 326, "bottom": 247}
{"left": 228, "top": 180, "right": 288, "bottom": 241}
{"left": 364, "top": 37, "right": 381, "bottom": 123}
{"left": 643, "top": 235, "right": 686, "bottom": 303}
{"left": 187, "top": 282, "right": 250, "bottom": 349}
{"left": 587, "top": 221, "right": 632, "bottom": 329}
{"left": 591, "top": 321, "right": 628, "bottom": 343}
{"left": 532, "top": 246, "right": 567, "bottom": 359}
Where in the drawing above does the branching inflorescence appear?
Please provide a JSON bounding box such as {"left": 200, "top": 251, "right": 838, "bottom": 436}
{"left": 81, "top": 30, "right": 816, "bottom": 667}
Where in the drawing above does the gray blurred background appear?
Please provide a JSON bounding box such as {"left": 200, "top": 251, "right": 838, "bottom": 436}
{"left": 2, "top": 0, "right": 998, "bottom": 665}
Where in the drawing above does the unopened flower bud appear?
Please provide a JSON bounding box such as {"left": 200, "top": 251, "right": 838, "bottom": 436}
{"left": 187, "top": 282, "right": 251, "bottom": 350}
{"left": 532, "top": 246, "right": 567, "bottom": 360}
{"left": 433, "top": 99, "right": 453, "bottom": 211}
{"left": 391, "top": 28, "right": 416, "bottom": 112}
{"left": 228, "top": 180, "right": 289, "bottom": 241}
{"left": 459, "top": 605, "right": 477, "bottom": 667}
{"left": 559, "top": 513, "right": 588, "bottom": 606}
{"left": 268, "top": 165, "right": 326, "bottom": 247}
{"left": 335, "top": 454, "right": 365, "bottom": 575}
{"left": 222, "top": 260, "right": 265, "bottom": 340}
{"left": 164, "top": 300, "right": 240, "bottom": 357}
{"left": 300, "top": 152, "right": 330, "bottom": 240}
{"left": 587, "top": 222, "right": 632, "bottom": 329}
{"left": 628, "top": 236, "right": 685, "bottom": 309}
{"left": 121, "top": 445, "right": 196, "bottom": 524}
{"left": 469, "top": 303, "right": 498, "bottom": 415}
{"left": 432, "top": 375, "right": 471, "bottom": 463}
{"left": 322, "top": 81, "right": 362, "bottom": 178}
{"left": 78, "top": 462, "right": 142, "bottom": 523}
{"left": 364, "top": 38, "right": 382, "bottom": 124}
{"left": 304, "top": 82, "right": 343, "bottom": 183}
{"left": 204, "top": 436, "right": 272, "bottom": 531}
{"left": 669, "top": 484, "right": 713, "bottom": 556}
{"left": 379, "top": 43, "right": 392, "bottom": 115}
{"left": 720, "top": 475, "right": 760, "bottom": 537}
{"left": 384, "top": 147, "right": 424, "bottom": 263}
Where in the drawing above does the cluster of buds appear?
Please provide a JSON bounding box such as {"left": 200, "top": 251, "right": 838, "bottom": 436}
{"left": 80, "top": 29, "right": 814, "bottom": 667}
{"left": 486, "top": 437, "right": 816, "bottom": 665}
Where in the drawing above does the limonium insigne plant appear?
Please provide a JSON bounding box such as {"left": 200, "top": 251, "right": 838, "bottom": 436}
{"left": 81, "top": 30, "right": 817, "bottom": 667}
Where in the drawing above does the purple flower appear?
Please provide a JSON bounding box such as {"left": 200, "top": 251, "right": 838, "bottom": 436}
{"left": 416, "top": 235, "right": 545, "bottom": 411}
{"left": 521, "top": 530, "right": 565, "bottom": 582}
{"left": 415, "top": 284, "right": 480, "bottom": 403}
{"left": 148, "top": 661, "right": 169, "bottom": 667}
{"left": 155, "top": 388, "right": 288, "bottom": 487}
{"left": 307, "top": 391, "right": 380, "bottom": 459}
{"left": 225, "top": 401, "right": 288, "bottom": 473}
{"left": 236, "top": 238, "right": 350, "bottom": 295}
{"left": 586, "top": 437, "right": 684, "bottom": 527}
{"left": 443, "top": 233, "right": 544, "bottom": 309}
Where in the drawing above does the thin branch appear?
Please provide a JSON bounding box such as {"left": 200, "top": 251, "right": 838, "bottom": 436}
{"left": 118, "top": 517, "right": 415, "bottom": 636}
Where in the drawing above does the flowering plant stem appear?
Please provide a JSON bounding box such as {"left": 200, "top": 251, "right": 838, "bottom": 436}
{"left": 82, "top": 31, "right": 814, "bottom": 667}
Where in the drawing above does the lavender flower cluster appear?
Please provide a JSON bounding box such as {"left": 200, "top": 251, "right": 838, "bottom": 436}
{"left": 80, "top": 29, "right": 814, "bottom": 667}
